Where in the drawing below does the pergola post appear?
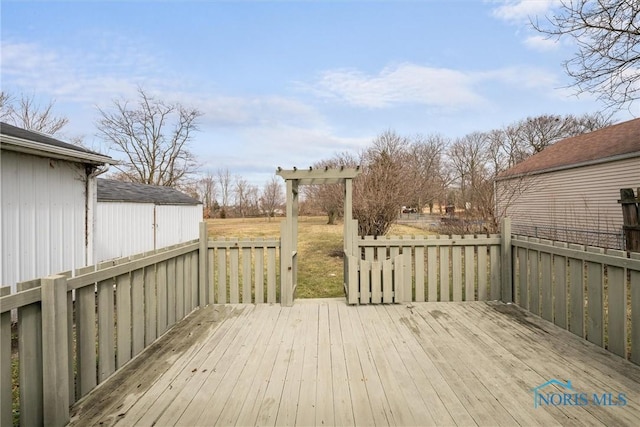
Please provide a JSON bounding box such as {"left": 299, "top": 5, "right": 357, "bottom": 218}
{"left": 277, "top": 167, "right": 361, "bottom": 306}
{"left": 280, "top": 178, "right": 298, "bottom": 307}
{"left": 344, "top": 177, "right": 354, "bottom": 257}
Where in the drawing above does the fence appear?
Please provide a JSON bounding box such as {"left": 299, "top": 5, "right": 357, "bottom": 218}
{"left": 512, "top": 235, "right": 640, "bottom": 364}
{"left": 347, "top": 234, "right": 503, "bottom": 304}
{"left": 512, "top": 222, "right": 624, "bottom": 250}
{"left": 0, "top": 223, "right": 281, "bottom": 427}
{"left": 344, "top": 218, "right": 512, "bottom": 305}
{"left": 207, "top": 238, "right": 280, "bottom": 304}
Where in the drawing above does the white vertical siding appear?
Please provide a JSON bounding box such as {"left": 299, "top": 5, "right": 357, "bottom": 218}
{"left": 496, "top": 156, "right": 640, "bottom": 241}
{"left": 95, "top": 202, "right": 202, "bottom": 262}
{"left": 95, "top": 202, "right": 155, "bottom": 262}
{"left": 1, "top": 151, "right": 87, "bottom": 291}
{"left": 155, "top": 204, "right": 203, "bottom": 248}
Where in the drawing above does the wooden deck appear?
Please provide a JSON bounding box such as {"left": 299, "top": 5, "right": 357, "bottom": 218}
{"left": 70, "top": 300, "right": 640, "bottom": 426}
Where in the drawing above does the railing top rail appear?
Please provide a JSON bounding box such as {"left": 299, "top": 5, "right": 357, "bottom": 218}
{"left": 357, "top": 234, "right": 501, "bottom": 247}
{"left": 1, "top": 286, "right": 40, "bottom": 313}
{"left": 207, "top": 237, "right": 280, "bottom": 249}
{"left": 67, "top": 242, "right": 199, "bottom": 291}
{"left": 512, "top": 235, "right": 640, "bottom": 270}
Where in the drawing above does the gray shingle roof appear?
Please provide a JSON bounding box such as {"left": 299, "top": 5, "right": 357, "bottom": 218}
{"left": 97, "top": 178, "right": 201, "bottom": 205}
{"left": 1, "top": 121, "right": 108, "bottom": 157}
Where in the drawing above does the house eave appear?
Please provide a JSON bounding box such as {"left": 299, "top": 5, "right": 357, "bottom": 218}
{"left": 1, "top": 134, "right": 113, "bottom": 165}
{"left": 495, "top": 151, "right": 640, "bottom": 182}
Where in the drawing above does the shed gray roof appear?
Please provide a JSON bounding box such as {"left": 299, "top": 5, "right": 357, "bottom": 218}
{"left": 1, "top": 121, "right": 109, "bottom": 158}
{"left": 97, "top": 179, "right": 201, "bottom": 205}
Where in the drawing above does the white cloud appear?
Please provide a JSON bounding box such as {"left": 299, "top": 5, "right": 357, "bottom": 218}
{"left": 489, "top": 0, "right": 565, "bottom": 52}
{"left": 305, "top": 62, "right": 561, "bottom": 110}
{"left": 478, "top": 66, "right": 559, "bottom": 90}
{"left": 1, "top": 38, "right": 326, "bottom": 132}
{"left": 491, "top": 0, "right": 559, "bottom": 23}
{"left": 1, "top": 39, "right": 157, "bottom": 103}
{"left": 305, "top": 63, "right": 486, "bottom": 109}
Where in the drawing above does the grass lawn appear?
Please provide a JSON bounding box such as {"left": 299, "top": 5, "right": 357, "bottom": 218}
{"left": 206, "top": 216, "right": 422, "bottom": 299}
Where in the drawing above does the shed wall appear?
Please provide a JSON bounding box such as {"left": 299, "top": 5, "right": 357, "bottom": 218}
{"left": 496, "top": 156, "right": 640, "bottom": 246}
{"left": 155, "top": 204, "right": 202, "bottom": 248}
{"left": 1, "top": 150, "right": 88, "bottom": 290}
{"left": 95, "top": 202, "right": 155, "bottom": 262}
{"left": 95, "top": 202, "right": 202, "bottom": 262}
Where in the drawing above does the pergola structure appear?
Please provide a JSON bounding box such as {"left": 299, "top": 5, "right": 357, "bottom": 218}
{"left": 276, "top": 167, "right": 361, "bottom": 306}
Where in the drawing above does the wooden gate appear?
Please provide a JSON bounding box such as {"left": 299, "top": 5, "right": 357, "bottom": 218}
{"left": 346, "top": 231, "right": 504, "bottom": 305}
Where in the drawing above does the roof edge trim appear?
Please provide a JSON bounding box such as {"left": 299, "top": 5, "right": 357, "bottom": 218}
{"left": 495, "top": 151, "right": 640, "bottom": 181}
{"left": 1, "top": 134, "right": 113, "bottom": 165}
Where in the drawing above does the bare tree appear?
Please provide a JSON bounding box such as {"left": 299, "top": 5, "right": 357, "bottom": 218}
{"left": 491, "top": 113, "right": 612, "bottom": 170}
{"left": 196, "top": 173, "right": 218, "bottom": 218}
{"left": 516, "top": 115, "right": 576, "bottom": 153}
{"left": 406, "top": 134, "right": 449, "bottom": 213}
{"left": 303, "top": 153, "right": 357, "bottom": 225}
{"left": 354, "top": 131, "right": 411, "bottom": 236}
{"left": 96, "top": 88, "right": 202, "bottom": 187}
{"left": 233, "top": 176, "right": 260, "bottom": 218}
{"left": 260, "top": 176, "right": 284, "bottom": 220}
{"left": 532, "top": 0, "right": 640, "bottom": 109}
{"left": 1, "top": 91, "right": 69, "bottom": 134}
{"left": 571, "top": 112, "right": 613, "bottom": 133}
{"left": 217, "top": 167, "right": 232, "bottom": 218}
{"left": 0, "top": 92, "right": 12, "bottom": 121}
{"left": 448, "top": 132, "right": 490, "bottom": 213}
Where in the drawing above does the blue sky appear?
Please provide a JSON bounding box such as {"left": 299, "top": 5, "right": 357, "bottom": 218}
{"left": 2, "top": 0, "right": 638, "bottom": 187}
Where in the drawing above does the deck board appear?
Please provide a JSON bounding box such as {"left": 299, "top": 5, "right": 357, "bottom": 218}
{"left": 70, "top": 301, "right": 640, "bottom": 426}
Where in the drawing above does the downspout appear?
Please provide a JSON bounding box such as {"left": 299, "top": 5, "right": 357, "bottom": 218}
{"left": 86, "top": 164, "right": 110, "bottom": 266}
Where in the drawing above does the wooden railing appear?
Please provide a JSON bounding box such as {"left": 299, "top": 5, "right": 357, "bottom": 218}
{"left": 348, "top": 234, "right": 503, "bottom": 304}
{"left": 207, "top": 238, "right": 280, "bottom": 304}
{"left": 2, "top": 217, "right": 638, "bottom": 425}
{"left": 512, "top": 235, "right": 640, "bottom": 364}
{"left": 0, "top": 240, "right": 200, "bottom": 426}
{"left": 0, "top": 222, "right": 281, "bottom": 427}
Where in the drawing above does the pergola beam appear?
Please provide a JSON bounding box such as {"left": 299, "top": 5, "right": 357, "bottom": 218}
{"left": 276, "top": 167, "right": 360, "bottom": 184}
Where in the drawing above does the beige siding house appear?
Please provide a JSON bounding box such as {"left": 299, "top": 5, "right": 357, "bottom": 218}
{"left": 495, "top": 118, "right": 640, "bottom": 249}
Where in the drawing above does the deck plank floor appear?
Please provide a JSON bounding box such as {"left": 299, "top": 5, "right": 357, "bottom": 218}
{"left": 70, "top": 300, "right": 640, "bottom": 426}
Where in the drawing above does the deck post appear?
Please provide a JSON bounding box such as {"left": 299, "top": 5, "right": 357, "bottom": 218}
{"left": 41, "top": 275, "right": 70, "bottom": 426}
{"left": 0, "top": 287, "right": 11, "bottom": 427}
{"left": 501, "top": 217, "right": 513, "bottom": 302}
{"left": 199, "top": 222, "right": 208, "bottom": 306}
{"left": 619, "top": 188, "right": 640, "bottom": 252}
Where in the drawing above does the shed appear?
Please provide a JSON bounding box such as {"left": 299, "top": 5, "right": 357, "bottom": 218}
{"left": 1, "top": 122, "right": 112, "bottom": 291}
{"left": 495, "top": 118, "right": 640, "bottom": 249}
{"left": 96, "top": 178, "right": 203, "bottom": 261}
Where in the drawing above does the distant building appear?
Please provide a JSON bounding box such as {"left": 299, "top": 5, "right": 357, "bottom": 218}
{"left": 96, "top": 179, "right": 203, "bottom": 261}
{"left": 1, "top": 122, "right": 112, "bottom": 290}
{"left": 495, "top": 118, "right": 640, "bottom": 249}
